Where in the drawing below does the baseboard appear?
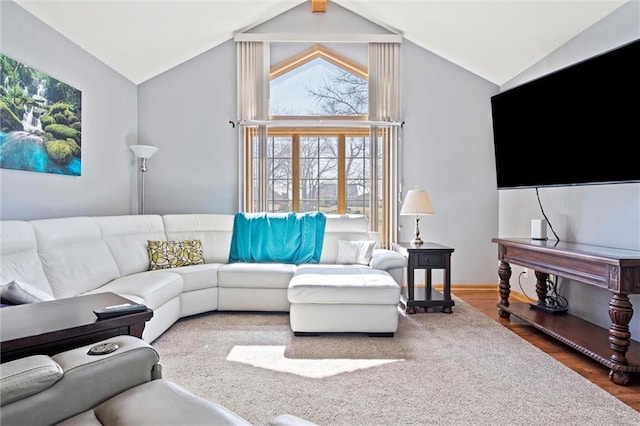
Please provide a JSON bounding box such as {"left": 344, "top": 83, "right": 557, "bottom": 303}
{"left": 402, "top": 283, "right": 531, "bottom": 303}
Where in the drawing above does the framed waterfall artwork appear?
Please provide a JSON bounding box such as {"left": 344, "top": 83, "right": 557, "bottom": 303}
{"left": 0, "top": 54, "right": 82, "bottom": 176}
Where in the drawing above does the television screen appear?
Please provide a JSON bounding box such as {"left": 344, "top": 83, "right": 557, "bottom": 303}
{"left": 491, "top": 39, "right": 640, "bottom": 189}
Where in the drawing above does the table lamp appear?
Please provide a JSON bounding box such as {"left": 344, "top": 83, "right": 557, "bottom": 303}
{"left": 400, "top": 188, "right": 435, "bottom": 246}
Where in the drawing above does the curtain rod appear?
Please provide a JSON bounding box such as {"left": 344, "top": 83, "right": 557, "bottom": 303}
{"left": 234, "top": 119, "right": 404, "bottom": 128}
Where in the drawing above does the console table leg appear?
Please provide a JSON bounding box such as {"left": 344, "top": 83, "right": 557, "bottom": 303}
{"left": 534, "top": 271, "right": 549, "bottom": 303}
{"left": 608, "top": 293, "right": 633, "bottom": 385}
{"left": 497, "top": 261, "right": 511, "bottom": 318}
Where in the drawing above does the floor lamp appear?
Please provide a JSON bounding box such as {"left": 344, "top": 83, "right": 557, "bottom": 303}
{"left": 129, "top": 145, "right": 158, "bottom": 214}
{"left": 400, "top": 188, "right": 435, "bottom": 246}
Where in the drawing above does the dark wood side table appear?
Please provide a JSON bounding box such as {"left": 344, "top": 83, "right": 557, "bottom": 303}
{"left": 392, "top": 242, "right": 455, "bottom": 314}
{"left": 1, "top": 292, "right": 153, "bottom": 363}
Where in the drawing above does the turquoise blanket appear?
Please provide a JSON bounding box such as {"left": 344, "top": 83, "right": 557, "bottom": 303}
{"left": 228, "top": 211, "right": 326, "bottom": 264}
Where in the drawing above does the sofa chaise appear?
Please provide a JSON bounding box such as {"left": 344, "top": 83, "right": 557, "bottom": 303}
{"left": 0, "top": 213, "right": 407, "bottom": 342}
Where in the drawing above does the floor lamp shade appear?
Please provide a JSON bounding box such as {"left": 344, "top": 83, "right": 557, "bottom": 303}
{"left": 400, "top": 189, "right": 435, "bottom": 246}
{"left": 129, "top": 145, "right": 158, "bottom": 214}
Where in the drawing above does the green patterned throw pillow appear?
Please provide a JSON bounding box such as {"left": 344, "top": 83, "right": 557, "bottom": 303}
{"left": 147, "top": 240, "right": 205, "bottom": 270}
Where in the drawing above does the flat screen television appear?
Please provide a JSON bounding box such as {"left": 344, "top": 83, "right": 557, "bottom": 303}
{"left": 490, "top": 38, "right": 640, "bottom": 189}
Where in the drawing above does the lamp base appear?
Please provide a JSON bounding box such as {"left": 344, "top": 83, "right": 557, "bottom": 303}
{"left": 410, "top": 237, "right": 424, "bottom": 246}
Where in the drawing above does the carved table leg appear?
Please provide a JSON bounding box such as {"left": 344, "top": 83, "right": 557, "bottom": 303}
{"left": 608, "top": 293, "right": 633, "bottom": 385}
{"left": 497, "top": 261, "right": 511, "bottom": 318}
{"left": 533, "top": 270, "right": 549, "bottom": 308}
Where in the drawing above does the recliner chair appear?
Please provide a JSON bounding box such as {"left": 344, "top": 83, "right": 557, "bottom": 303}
{"left": 0, "top": 335, "right": 315, "bottom": 426}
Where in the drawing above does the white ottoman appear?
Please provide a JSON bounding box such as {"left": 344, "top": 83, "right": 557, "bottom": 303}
{"left": 287, "top": 266, "right": 401, "bottom": 336}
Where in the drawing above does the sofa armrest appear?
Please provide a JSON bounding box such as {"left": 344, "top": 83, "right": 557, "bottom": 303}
{"left": 369, "top": 249, "right": 407, "bottom": 271}
{"left": 0, "top": 335, "right": 160, "bottom": 426}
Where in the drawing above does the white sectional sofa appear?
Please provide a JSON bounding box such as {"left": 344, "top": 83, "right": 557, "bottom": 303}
{"left": 0, "top": 213, "right": 407, "bottom": 343}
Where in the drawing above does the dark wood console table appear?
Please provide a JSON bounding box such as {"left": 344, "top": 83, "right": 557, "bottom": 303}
{"left": 492, "top": 237, "right": 640, "bottom": 385}
{"left": 1, "top": 292, "right": 153, "bottom": 362}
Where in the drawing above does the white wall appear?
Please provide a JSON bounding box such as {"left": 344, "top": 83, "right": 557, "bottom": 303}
{"left": 0, "top": 1, "right": 138, "bottom": 220}
{"left": 137, "top": 40, "right": 238, "bottom": 215}
{"left": 498, "top": 1, "right": 640, "bottom": 338}
{"left": 137, "top": 1, "right": 500, "bottom": 286}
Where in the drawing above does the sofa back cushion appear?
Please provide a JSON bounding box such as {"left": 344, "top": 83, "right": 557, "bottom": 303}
{"left": 0, "top": 221, "right": 54, "bottom": 298}
{"left": 320, "top": 214, "right": 377, "bottom": 264}
{"left": 30, "top": 217, "right": 120, "bottom": 298}
{"left": 162, "top": 214, "right": 234, "bottom": 264}
{"left": 94, "top": 215, "right": 166, "bottom": 276}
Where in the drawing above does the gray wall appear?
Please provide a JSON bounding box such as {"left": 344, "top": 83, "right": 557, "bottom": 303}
{"left": 0, "top": 1, "right": 138, "bottom": 220}
{"left": 497, "top": 1, "right": 640, "bottom": 338}
{"left": 137, "top": 40, "right": 238, "bottom": 215}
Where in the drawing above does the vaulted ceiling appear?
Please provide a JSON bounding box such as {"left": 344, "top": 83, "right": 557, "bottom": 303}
{"left": 12, "top": 0, "right": 630, "bottom": 86}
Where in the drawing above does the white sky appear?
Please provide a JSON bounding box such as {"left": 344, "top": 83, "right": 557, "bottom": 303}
{"left": 270, "top": 59, "right": 336, "bottom": 115}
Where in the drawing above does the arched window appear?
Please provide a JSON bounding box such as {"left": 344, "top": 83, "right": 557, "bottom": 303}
{"left": 270, "top": 45, "right": 368, "bottom": 117}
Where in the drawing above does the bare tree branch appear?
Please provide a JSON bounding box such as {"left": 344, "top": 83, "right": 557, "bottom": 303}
{"left": 307, "top": 70, "right": 368, "bottom": 115}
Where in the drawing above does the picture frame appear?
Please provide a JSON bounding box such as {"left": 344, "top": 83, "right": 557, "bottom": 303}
{"left": 0, "top": 54, "right": 82, "bottom": 176}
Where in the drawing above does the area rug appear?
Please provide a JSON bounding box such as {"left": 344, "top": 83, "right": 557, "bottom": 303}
{"left": 151, "top": 298, "right": 640, "bottom": 425}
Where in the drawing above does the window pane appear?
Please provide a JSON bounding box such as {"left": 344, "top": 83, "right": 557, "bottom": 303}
{"left": 271, "top": 137, "right": 292, "bottom": 157}
{"left": 318, "top": 180, "right": 337, "bottom": 213}
{"left": 346, "top": 158, "right": 364, "bottom": 179}
{"left": 300, "top": 157, "right": 318, "bottom": 178}
{"left": 319, "top": 158, "right": 337, "bottom": 179}
{"left": 300, "top": 137, "right": 319, "bottom": 158}
{"left": 346, "top": 137, "right": 368, "bottom": 157}
{"left": 299, "top": 179, "right": 318, "bottom": 200}
{"left": 270, "top": 57, "right": 368, "bottom": 116}
{"left": 318, "top": 137, "right": 338, "bottom": 157}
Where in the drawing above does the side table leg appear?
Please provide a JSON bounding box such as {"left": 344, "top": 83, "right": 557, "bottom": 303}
{"left": 497, "top": 261, "right": 511, "bottom": 318}
{"left": 442, "top": 253, "right": 453, "bottom": 314}
{"left": 608, "top": 293, "right": 633, "bottom": 385}
{"left": 406, "top": 261, "right": 416, "bottom": 314}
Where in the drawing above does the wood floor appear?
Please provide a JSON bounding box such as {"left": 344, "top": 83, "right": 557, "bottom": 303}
{"left": 452, "top": 287, "right": 640, "bottom": 412}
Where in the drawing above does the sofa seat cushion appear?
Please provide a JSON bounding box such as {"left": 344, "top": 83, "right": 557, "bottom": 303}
{"left": 83, "top": 272, "right": 183, "bottom": 310}
{"left": 165, "top": 263, "right": 221, "bottom": 292}
{"left": 218, "top": 263, "right": 296, "bottom": 289}
{"left": 288, "top": 266, "right": 400, "bottom": 305}
{"left": 57, "top": 379, "right": 252, "bottom": 426}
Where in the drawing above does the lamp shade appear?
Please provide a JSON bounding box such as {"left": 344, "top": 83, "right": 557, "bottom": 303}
{"left": 400, "top": 189, "right": 435, "bottom": 215}
{"left": 129, "top": 144, "right": 158, "bottom": 159}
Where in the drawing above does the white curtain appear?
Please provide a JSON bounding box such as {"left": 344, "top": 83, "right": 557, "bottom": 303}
{"left": 368, "top": 42, "right": 401, "bottom": 242}
{"left": 236, "top": 41, "right": 269, "bottom": 211}
{"left": 368, "top": 42, "right": 400, "bottom": 122}
{"left": 236, "top": 41, "right": 269, "bottom": 120}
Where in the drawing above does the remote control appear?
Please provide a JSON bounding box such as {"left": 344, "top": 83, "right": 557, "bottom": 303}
{"left": 93, "top": 303, "right": 148, "bottom": 319}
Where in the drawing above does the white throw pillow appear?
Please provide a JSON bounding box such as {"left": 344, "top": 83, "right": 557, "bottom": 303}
{"left": 1, "top": 281, "right": 55, "bottom": 305}
{"left": 336, "top": 240, "right": 377, "bottom": 265}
